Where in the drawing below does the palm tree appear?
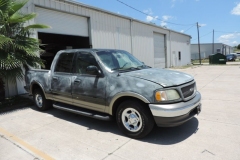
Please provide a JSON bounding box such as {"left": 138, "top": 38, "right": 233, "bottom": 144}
{"left": 0, "top": 0, "right": 49, "bottom": 100}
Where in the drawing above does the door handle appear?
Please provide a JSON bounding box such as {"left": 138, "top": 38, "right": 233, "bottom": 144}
{"left": 74, "top": 80, "right": 82, "bottom": 84}
{"left": 53, "top": 77, "right": 59, "bottom": 81}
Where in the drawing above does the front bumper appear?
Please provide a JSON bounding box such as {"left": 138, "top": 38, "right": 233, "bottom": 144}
{"left": 149, "top": 92, "right": 201, "bottom": 127}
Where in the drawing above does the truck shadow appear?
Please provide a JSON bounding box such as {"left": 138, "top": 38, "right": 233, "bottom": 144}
{"left": 33, "top": 107, "right": 199, "bottom": 145}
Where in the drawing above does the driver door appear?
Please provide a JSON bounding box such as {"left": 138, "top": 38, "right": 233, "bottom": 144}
{"left": 72, "top": 52, "right": 107, "bottom": 112}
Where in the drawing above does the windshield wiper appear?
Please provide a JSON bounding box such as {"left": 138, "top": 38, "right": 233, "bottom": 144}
{"left": 112, "top": 63, "right": 151, "bottom": 71}
{"left": 137, "top": 65, "right": 151, "bottom": 69}
{"left": 111, "top": 67, "right": 141, "bottom": 71}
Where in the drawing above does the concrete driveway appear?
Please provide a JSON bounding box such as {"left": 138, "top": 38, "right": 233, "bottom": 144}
{"left": 0, "top": 65, "right": 240, "bottom": 160}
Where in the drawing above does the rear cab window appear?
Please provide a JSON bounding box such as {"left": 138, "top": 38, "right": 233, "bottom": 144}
{"left": 54, "top": 53, "right": 74, "bottom": 73}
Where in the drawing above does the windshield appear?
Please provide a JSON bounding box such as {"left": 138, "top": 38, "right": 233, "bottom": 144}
{"left": 96, "top": 50, "right": 146, "bottom": 72}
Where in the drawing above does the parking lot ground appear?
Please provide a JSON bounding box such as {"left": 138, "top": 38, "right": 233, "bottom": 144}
{"left": 0, "top": 65, "right": 240, "bottom": 160}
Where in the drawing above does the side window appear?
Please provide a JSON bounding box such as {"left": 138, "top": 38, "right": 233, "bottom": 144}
{"left": 55, "top": 53, "right": 74, "bottom": 73}
{"left": 98, "top": 53, "right": 115, "bottom": 69}
{"left": 75, "top": 52, "right": 98, "bottom": 75}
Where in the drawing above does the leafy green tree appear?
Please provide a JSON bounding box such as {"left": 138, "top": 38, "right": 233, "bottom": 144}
{"left": 0, "top": 0, "right": 49, "bottom": 100}
{"left": 237, "top": 44, "right": 240, "bottom": 50}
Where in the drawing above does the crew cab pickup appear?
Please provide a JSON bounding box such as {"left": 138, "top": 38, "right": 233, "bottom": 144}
{"left": 25, "top": 49, "right": 201, "bottom": 138}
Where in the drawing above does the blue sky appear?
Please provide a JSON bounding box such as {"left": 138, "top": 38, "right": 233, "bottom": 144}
{"left": 77, "top": 0, "right": 240, "bottom": 47}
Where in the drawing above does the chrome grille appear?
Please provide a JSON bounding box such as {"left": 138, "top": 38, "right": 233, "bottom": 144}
{"left": 181, "top": 82, "right": 195, "bottom": 98}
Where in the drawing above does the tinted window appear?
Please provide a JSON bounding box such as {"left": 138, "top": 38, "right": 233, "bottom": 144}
{"left": 55, "top": 53, "right": 74, "bottom": 73}
{"left": 74, "top": 52, "right": 98, "bottom": 75}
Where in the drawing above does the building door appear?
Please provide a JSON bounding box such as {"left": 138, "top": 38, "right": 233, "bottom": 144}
{"left": 153, "top": 33, "right": 166, "bottom": 68}
{"left": 35, "top": 7, "right": 89, "bottom": 37}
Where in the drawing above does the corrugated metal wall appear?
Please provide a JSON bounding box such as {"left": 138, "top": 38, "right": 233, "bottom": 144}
{"left": 28, "top": 0, "right": 191, "bottom": 67}
{"left": 170, "top": 32, "right": 191, "bottom": 67}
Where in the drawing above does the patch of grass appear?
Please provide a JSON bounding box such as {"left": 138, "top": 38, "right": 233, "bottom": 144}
{"left": 0, "top": 95, "right": 34, "bottom": 112}
{"left": 170, "top": 64, "right": 193, "bottom": 69}
{"left": 192, "top": 59, "right": 209, "bottom": 64}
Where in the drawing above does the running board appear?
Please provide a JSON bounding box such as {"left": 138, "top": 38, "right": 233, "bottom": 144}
{"left": 53, "top": 103, "right": 112, "bottom": 121}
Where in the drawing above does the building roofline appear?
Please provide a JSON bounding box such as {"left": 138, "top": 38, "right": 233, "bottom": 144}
{"left": 58, "top": 0, "right": 191, "bottom": 38}
{"left": 191, "top": 43, "right": 233, "bottom": 47}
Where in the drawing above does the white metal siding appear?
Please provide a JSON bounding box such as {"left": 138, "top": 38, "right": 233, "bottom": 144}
{"left": 131, "top": 21, "right": 154, "bottom": 67}
{"left": 35, "top": 7, "right": 89, "bottom": 36}
{"left": 170, "top": 32, "right": 191, "bottom": 67}
{"left": 153, "top": 33, "right": 165, "bottom": 68}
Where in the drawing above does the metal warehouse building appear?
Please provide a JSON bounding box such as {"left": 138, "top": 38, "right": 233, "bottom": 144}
{"left": 7, "top": 0, "right": 192, "bottom": 97}
{"left": 191, "top": 43, "right": 233, "bottom": 60}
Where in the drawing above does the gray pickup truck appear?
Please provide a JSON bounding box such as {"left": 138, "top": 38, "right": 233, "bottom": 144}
{"left": 25, "top": 49, "right": 201, "bottom": 138}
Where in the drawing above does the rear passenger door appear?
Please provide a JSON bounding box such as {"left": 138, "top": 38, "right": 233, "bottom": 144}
{"left": 72, "top": 52, "right": 107, "bottom": 112}
{"left": 51, "top": 52, "right": 74, "bottom": 104}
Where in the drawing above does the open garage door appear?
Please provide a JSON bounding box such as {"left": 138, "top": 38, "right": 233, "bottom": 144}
{"left": 153, "top": 33, "right": 166, "bottom": 68}
{"left": 35, "top": 7, "right": 89, "bottom": 37}
{"left": 35, "top": 7, "right": 91, "bottom": 69}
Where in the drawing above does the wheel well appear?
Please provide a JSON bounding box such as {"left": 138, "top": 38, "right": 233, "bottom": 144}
{"left": 112, "top": 96, "right": 150, "bottom": 117}
{"left": 31, "top": 84, "right": 42, "bottom": 95}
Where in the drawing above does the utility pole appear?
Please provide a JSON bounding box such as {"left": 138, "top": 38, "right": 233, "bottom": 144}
{"left": 197, "top": 22, "right": 201, "bottom": 64}
{"left": 212, "top": 29, "right": 214, "bottom": 55}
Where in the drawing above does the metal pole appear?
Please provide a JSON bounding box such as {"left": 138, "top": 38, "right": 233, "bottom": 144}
{"left": 212, "top": 29, "right": 214, "bottom": 55}
{"left": 197, "top": 22, "right": 201, "bottom": 64}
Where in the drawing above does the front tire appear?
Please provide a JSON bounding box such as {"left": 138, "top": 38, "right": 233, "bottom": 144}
{"left": 33, "top": 89, "right": 52, "bottom": 111}
{"left": 116, "top": 100, "right": 154, "bottom": 139}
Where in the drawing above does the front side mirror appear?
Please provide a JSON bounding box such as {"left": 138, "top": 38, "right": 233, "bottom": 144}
{"left": 86, "top": 65, "right": 101, "bottom": 75}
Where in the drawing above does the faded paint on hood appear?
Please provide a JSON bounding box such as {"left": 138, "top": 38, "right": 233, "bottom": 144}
{"left": 122, "top": 68, "right": 194, "bottom": 87}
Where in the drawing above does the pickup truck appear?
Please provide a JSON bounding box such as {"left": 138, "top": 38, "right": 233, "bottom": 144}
{"left": 25, "top": 49, "right": 201, "bottom": 138}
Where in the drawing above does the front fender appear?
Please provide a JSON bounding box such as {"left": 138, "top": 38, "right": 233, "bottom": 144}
{"left": 106, "top": 92, "right": 150, "bottom": 115}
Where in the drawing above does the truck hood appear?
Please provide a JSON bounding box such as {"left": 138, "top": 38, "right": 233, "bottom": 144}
{"left": 122, "top": 68, "right": 194, "bottom": 87}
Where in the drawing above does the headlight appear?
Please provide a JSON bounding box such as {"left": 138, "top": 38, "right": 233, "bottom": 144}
{"left": 155, "top": 90, "right": 180, "bottom": 102}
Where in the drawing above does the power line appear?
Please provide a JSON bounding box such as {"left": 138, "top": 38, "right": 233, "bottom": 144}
{"left": 183, "top": 25, "right": 196, "bottom": 33}
{"left": 116, "top": 0, "right": 195, "bottom": 26}
{"left": 192, "top": 31, "right": 213, "bottom": 41}
{"left": 215, "top": 31, "right": 240, "bottom": 33}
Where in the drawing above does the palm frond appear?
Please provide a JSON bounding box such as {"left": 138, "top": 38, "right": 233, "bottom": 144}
{"left": 0, "top": 34, "right": 13, "bottom": 47}
{"left": 9, "top": 13, "right": 36, "bottom": 23}
{"left": 8, "top": 0, "right": 29, "bottom": 17}
{"left": 0, "top": 0, "right": 49, "bottom": 82}
{"left": 0, "top": 0, "right": 12, "bottom": 14}
{"left": 0, "top": 67, "right": 24, "bottom": 81}
{"left": 24, "top": 24, "right": 51, "bottom": 30}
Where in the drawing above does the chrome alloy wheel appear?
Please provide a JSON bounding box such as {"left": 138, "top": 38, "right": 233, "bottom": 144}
{"left": 35, "top": 94, "right": 43, "bottom": 108}
{"left": 121, "top": 108, "right": 143, "bottom": 132}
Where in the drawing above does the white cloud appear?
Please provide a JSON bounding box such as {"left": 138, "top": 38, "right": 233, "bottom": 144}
{"left": 232, "top": 41, "right": 238, "bottom": 45}
{"left": 146, "top": 15, "right": 158, "bottom": 22}
{"left": 162, "top": 15, "right": 173, "bottom": 21}
{"left": 218, "top": 33, "right": 240, "bottom": 45}
{"left": 160, "top": 15, "right": 173, "bottom": 27}
{"left": 144, "top": 8, "right": 159, "bottom": 22}
{"left": 231, "top": 3, "right": 240, "bottom": 15}
{"left": 143, "top": 8, "right": 153, "bottom": 15}
{"left": 180, "top": 30, "right": 184, "bottom": 33}
{"left": 199, "top": 23, "right": 206, "bottom": 27}
{"left": 161, "top": 21, "right": 167, "bottom": 27}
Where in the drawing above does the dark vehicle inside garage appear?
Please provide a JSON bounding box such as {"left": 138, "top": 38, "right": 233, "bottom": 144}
{"left": 38, "top": 32, "right": 90, "bottom": 69}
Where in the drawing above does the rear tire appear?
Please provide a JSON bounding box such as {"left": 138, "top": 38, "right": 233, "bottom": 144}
{"left": 116, "top": 100, "right": 154, "bottom": 139}
{"left": 33, "top": 89, "right": 52, "bottom": 111}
